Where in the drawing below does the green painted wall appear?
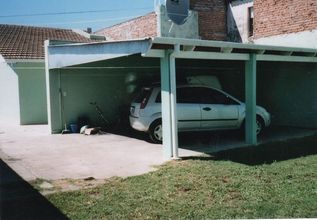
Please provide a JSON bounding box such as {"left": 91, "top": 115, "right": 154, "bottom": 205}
{"left": 257, "top": 62, "right": 317, "bottom": 128}
{"left": 49, "top": 55, "right": 160, "bottom": 132}
{"left": 14, "top": 62, "right": 48, "bottom": 125}
{"left": 178, "top": 59, "right": 317, "bottom": 128}
{"left": 177, "top": 59, "right": 245, "bottom": 100}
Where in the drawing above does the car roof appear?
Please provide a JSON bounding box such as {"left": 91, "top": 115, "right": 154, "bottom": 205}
{"left": 143, "top": 84, "right": 243, "bottom": 104}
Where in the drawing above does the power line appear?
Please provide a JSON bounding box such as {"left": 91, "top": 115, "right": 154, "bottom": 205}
{"left": 0, "top": 7, "right": 152, "bottom": 18}
{"left": 34, "top": 16, "right": 141, "bottom": 25}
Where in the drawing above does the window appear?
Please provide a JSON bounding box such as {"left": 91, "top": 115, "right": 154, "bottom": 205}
{"left": 156, "top": 87, "right": 204, "bottom": 104}
{"left": 200, "top": 88, "right": 239, "bottom": 105}
{"left": 134, "top": 88, "right": 152, "bottom": 103}
{"left": 177, "top": 88, "right": 202, "bottom": 104}
{"left": 248, "top": 7, "right": 254, "bottom": 37}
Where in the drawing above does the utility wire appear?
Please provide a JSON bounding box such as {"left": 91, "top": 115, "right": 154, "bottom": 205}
{"left": 34, "top": 16, "right": 141, "bottom": 25}
{"left": 0, "top": 7, "right": 152, "bottom": 18}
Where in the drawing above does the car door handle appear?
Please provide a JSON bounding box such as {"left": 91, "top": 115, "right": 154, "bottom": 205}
{"left": 203, "top": 107, "right": 212, "bottom": 111}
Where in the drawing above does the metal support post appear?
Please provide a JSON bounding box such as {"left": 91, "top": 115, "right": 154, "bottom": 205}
{"left": 160, "top": 50, "right": 173, "bottom": 159}
{"left": 169, "top": 51, "right": 179, "bottom": 159}
{"left": 245, "top": 53, "right": 257, "bottom": 145}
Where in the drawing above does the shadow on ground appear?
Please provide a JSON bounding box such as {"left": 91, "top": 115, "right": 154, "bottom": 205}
{"left": 110, "top": 127, "right": 150, "bottom": 142}
{"left": 182, "top": 134, "right": 317, "bottom": 165}
{"left": 0, "top": 160, "right": 68, "bottom": 220}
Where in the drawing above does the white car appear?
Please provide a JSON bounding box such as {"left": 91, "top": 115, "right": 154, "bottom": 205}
{"left": 129, "top": 85, "right": 271, "bottom": 143}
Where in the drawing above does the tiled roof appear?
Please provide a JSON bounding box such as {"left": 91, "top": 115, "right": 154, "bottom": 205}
{"left": 0, "top": 24, "right": 92, "bottom": 60}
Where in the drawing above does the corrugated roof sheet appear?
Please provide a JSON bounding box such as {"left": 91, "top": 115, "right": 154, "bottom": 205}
{"left": 0, "top": 24, "right": 92, "bottom": 60}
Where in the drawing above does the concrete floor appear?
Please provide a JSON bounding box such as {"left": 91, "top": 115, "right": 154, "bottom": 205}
{"left": 0, "top": 124, "right": 315, "bottom": 181}
{"left": 179, "top": 126, "right": 317, "bottom": 154}
{"left": 0, "top": 125, "right": 200, "bottom": 181}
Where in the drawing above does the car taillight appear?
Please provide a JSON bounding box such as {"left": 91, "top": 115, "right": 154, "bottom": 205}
{"left": 140, "top": 97, "right": 149, "bottom": 109}
{"left": 133, "top": 87, "right": 152, "bottom": 110}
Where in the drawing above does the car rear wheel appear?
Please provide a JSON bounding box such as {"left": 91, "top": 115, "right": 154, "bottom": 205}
{"left": 149, "top": 120, "right": 162, "bottom": 144}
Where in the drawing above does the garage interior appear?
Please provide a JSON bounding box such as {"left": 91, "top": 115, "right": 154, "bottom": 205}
{"left": 45, "top": 38, "right": 317, "bottom": 159}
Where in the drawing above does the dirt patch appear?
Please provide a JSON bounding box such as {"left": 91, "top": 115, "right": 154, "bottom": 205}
{"left": 30, "top": 178, "right": 109, "bottom": 195}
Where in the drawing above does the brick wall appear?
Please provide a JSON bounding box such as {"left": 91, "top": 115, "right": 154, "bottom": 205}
{"left": 190, "top": 0, "right": 227, "bottom": 41}
{"left": 96, "top": 1, "right": 228, "bottom": 41}
{"left": 254, "top": 0, "right": 317, "bottom": 39}
{"left": 95, "top": 13, "right": 157, "bottom": 40}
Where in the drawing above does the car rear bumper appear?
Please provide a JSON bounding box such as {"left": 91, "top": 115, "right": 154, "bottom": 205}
{"left": 129, "top": 115, "right": 150, "bottom": 132}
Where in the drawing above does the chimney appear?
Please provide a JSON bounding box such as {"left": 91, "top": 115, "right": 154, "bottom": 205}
{"left": 86, "top": 27, "right": 92, "bottom": 34}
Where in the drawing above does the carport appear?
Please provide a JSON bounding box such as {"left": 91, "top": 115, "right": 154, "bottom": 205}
{"left": 45, "top": 37, "right": 317, "bottom": 159}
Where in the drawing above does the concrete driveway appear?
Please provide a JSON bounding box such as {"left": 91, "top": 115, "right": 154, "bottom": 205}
{"left": 1, "top": 124, "right": 315, "bottom": 182}
{"left": 0, "top": 125, "right": 199, "bottom": 181}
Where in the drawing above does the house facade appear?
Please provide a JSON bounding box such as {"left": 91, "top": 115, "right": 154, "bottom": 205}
{"left": 228, "top": 0, "right": 317, "bottom": 48}
{"left": 227, "top": 0, "right": 254, "bottom": 43}
{"left": 0, "top": 24, "right": 94, "bottom": 125}
{"left": 96, "top": 0, "right": 316, "bottom": 49}
{"left": 253, "top": 0, "right": 317, "bottom": 48}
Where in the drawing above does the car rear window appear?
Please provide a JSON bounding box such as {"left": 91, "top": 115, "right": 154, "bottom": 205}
{"left": 133, "top": 88, "right": 152, "bottom": 103}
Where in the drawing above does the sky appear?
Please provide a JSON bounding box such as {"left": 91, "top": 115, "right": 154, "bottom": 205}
{"left": 0, "top": 0, "right": 156, "bottom": 32}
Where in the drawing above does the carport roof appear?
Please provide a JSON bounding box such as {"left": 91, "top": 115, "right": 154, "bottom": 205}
{"left": 46, "top": 38, "right": 152, "bottom": 69}
{"left": 46, "top": 37, "right": 317, "bottom": 69}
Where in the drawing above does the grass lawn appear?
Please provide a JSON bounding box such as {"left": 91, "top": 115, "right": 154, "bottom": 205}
{"left": 47, "top": 135, "right": 317, "bottom": 219}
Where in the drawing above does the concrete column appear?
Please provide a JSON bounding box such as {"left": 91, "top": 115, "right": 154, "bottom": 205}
{"left": 245, "top": 53, "right": 257, "bottom": 145}
{"left": 160, "top": 50, "right": 173, "bottom": 159}
{"left": 169, "top": 52, "right": 179, "bottom": 159}
{"left": 160, "top": 49, "right": 179, "bottom": 159}
{"left": 45, "top": 40, "right": 63, "bottom": 134}
{"left": 44, "top": 40, "right": 53, "bottom": 133}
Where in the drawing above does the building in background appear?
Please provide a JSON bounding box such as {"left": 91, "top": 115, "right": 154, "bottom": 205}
{"left": 227, "top": 0, "right": 254, "bottom": 43}
{"left": 228, "top": 0, "right": 317, "bottom": 48}
{"left": 253, "top": 0, "right": 317, "bottom": 48}
{"left": 95, "top": 0, "right": 316, "bottom": 49}
{"left": 0, "top": 24, "right": 96, "bottom": 125}
{"left": 95, "top": 0, "right": 227, "bottom": 41}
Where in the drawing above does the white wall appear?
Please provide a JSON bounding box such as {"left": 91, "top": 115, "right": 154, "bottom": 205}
{"left": 254, "top": 30, "right": 317, "bottom": 49}
{"left": 227, "top": 1, "right": 253, "bottom": 43}
{"left": 157, "top": 5, "right": 199, "bottom": 39}
{"left": 0, "top": 55, "right": 20, "bottom": 125}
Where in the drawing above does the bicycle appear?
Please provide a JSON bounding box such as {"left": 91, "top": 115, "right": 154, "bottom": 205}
{"left": 89, "top": 102, "right": 110, "bottom": 131}
{"left": 90, "top": 101, "right": 123, "bottom": 132}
